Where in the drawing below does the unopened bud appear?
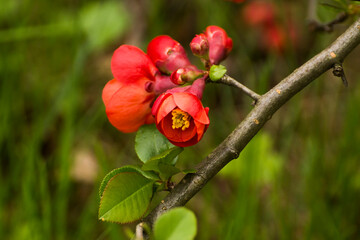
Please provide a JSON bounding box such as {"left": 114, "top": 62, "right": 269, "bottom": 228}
{"left": 147, "top": 35, "right": 192, "bottom": 75}
{"left": 205, "top": 26, "right": 233, "bottom": 65}
{"left": 190, "top": 34, "right": 209, "bottom": 58}
{"left": 170, "top": 67, "right": 205, "bottom": 85}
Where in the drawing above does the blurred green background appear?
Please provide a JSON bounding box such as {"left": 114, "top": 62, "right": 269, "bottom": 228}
{"left": 1, "top": 0, "right": 360, "bottom": 239}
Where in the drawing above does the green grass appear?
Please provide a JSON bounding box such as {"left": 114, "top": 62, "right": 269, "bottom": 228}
{"left": 1, "top": 0, "right": 360, "bottom": 239}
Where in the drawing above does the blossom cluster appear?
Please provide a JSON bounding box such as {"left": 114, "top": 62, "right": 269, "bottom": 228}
{"left": 102, "top": 26, "right": 232, "bottom": 147}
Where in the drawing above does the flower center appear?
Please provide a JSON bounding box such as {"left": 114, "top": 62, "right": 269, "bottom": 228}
{"left": 171, "top": 108, "right": 191, "bottom": 131}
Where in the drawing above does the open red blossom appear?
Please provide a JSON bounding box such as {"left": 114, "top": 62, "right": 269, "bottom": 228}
{"left": 205, "top": 26, "right": 233, "bottom": 65}
{"left": 147, "top": 35, "right": 192, "bottom": 75}
{"left": 102, "top": 45, "right": 158, "bottom": 133}
{"left": 152, "top": 92, "right": 209, "bottom": 147}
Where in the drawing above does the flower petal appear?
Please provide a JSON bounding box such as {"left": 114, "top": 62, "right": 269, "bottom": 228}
{"left": 154, "top": 94, "right": 176, "bottom": 124}
{"left": 172, "top": 92, "right": 210, "bottom": 124}
{"left": 169, "top": 134, "right": 199, "bottom": 147}
{"left": 102, "top": 79, "right": 122, "bottom": 107}
{"left": 105, "top": 80, "right": 155, "bottom": 133}
{"left": 111, "top": 45, "right": 158, "bottom": 84}
{"left": 160, "top": 113, "right": 197, "bottom": 143}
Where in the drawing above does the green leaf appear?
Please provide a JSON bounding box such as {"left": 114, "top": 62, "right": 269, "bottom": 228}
{"left": 142, "top": 147, "right": 183, "bottom": 180}
{"left": 99, "top": 165, "right": 159, "bottom": 198}
{"left": 135, "top": 124, "right": 176, "bottom": 163}
{"left": 209, "top": 65, "right": 227, "bottom": 81}
{"left": 153, "top": 207, "right": 197, "bottom": 240}
{"left": 99, "top": 172, "right": 154, "bottom": 223}
{"left": 144, "top": 162, "right": 181, "bottom": 180}
{"left": 149, "top": 147, "right": 183, "bottom": 165}
{"left": 79, "top": 1, "right": 129, "bottom": 51}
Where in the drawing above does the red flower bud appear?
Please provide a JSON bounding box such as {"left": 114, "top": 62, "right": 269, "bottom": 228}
{"left": 147, "top": 35, "right": 192, "bottom": 75}
{"left": 205, "top": 26, "right": 233, "bottom": 65}
{"left": 190, "top": 33, "right": 209, "bottom": 58}
{"left": 152, "top": 92, "right": 210, "bottom": 147}
{"left": 103, "top": 45, "right": 158, "bottom": 133}
{"left": 170, "top": 67, "right": 205, "bottom": 85}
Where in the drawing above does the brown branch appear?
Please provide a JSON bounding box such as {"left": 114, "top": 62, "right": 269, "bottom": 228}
{"left": 213, "top": 74, "right": 261, "bottom": 102}
{"left": 143, "top": 18, "right": 360, "bottom": 228}
{"left": 309, "top": 12, "right": 349, "bottom": 32}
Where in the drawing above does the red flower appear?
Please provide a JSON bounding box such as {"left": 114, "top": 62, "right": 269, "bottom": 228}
{"left": 147, "top": 35, "right": 192, "bottom": 75}
{"left": 205, "top": 26, "right": 233, "bottom": 65}
{"left": 242, "top": 1, "right": 275, "bottom": 27}
{"left": 102, "top": 45, "right": 158, "bottom": 133}
{"left": 152, "top": 91, "right": 209, "bottom": 147}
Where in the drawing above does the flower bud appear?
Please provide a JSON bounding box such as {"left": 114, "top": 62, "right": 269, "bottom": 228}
{"left": 147, "top": 35, "right": 192, "bottom": 75}
{"left": 205, "top": 26, "right": 233, "bottom": 65}
{"left": 190, "top": 34, "right": 209, "bottom": 58}
{"left": 170, "top": 67, "right": 205, "bottom": 85}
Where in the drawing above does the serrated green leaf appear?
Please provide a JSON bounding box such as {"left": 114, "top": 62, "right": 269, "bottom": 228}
{"left": 99, "top": 165, "right": 159, "bottom": 198}
{"left": 154, "top": 207, "right": 197, "bottom": 240}
{"left": 209, "top": 65, "right": 227, "bottom": 81}
{"left": 99, "top": 172, "right": 154, "bottom": 223}
{"left": 135, "top": 124, "right": 176, "bottom": 163}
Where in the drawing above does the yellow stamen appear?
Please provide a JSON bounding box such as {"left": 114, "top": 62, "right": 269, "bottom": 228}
{"left": 171, "top": 109, "right": 191, "bottom": 131}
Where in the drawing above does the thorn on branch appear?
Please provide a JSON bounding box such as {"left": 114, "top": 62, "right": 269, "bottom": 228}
{"left": 309, "top": 12, "right": 348, "bottom": 32}
{"left": 332, "top": 63, "right": 348, "bottom": 87}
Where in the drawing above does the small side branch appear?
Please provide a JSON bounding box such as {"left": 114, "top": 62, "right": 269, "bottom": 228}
{"left": 309, "top": 12, "right": 348, "bottom": 32}
{"left": 215, "top": 74, "right": 261, "bottom": 102}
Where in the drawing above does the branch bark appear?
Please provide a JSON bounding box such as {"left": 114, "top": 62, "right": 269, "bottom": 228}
{"left": 309, "top": 12, "right": 348, "bottom": 32}
{"left": 144, "top": 18, "right": 360, "bottom": 227}
{"left": 213, "top": 74, "right": 261, "bottom": 102}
